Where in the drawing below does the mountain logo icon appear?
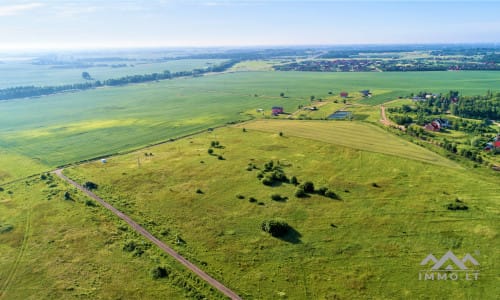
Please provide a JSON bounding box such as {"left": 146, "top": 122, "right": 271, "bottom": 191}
{"left": 421, "top": 251, "right": 479, "bottom": 270}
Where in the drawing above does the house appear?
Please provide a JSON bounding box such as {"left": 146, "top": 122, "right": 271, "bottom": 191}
{"left": 435, "top": 118, "right": 450, "bottom": 128}
{"left": 360, "top": 90, "right": 371, "bottom": 97}
{"left": 272, "top": 106, "right": 284, "bottom": 115}
{"left": 424, "top": 121, "right": 441, "bottom": 132}
{"left": 340, "top": 92, "right": 348, "bottom": 98}
{"left": 412, "top": 96, "right": 425, "bottom": 102}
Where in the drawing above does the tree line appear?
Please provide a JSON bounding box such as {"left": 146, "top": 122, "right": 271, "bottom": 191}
{"left": 0, "top": 59, "right": 239, "bottom": 101}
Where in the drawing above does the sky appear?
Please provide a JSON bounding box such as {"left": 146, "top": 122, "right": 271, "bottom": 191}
{"left": 0, "top": 0, "right": 499, "bottom": 50}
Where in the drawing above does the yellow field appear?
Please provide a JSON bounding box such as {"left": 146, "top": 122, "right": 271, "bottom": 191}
{"left": 237, "top": 119, "right": 461, "bottom": 168}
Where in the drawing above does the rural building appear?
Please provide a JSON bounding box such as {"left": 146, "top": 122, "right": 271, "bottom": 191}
{"left": 340, "top": 92, "right": 348, "bottom": 98}
{"left": 360, "top": 90, "right": 371, "bottom": 97}
{"left": 424, "top": 121, "right": 441, "bottom": 132}
{"left": 272, "top": 106, "right": 284, "bottom": 115}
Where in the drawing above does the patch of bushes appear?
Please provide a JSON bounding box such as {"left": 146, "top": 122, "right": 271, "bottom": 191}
{"left": 271, "top": 194, "right": 287, "bottom": 201}
{"left": 83, "top": 181, "right": 98, "bottom": 190}
{"left": 151, "top": 266, "right": 169, "bottom": 279}
{"left": 0, "top": 224, "right": 14, "bottom": 234}
{"left": 85, "top": 200, "right": 97, "bottom": 207}
{"left": 447, "top": 199, "right": 469, "bottom": 211}
{"left": 261, "top": 219, "right": 290, "bottom": 237}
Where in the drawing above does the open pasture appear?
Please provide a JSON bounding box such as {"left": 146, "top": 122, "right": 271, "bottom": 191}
{"left": 238, "top": 119, "right": 460, "bottom": 168}
{"left": 1, "top": 70, "right": 498, "bottom": 181}
{"left": 62, "top": 126, "right": 499, "bottom": 299}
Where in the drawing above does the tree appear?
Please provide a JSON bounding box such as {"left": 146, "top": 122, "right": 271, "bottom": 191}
{"left": 280, "top": 92, "right": 285, "bottom": 97}
{"left": 310, "top": 95, "right": 315, "bottom": 101}
{"left": 81, "top": 72, "right": 92, "bottom": 80}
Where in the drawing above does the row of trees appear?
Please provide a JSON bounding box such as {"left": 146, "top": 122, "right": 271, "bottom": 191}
{"left": 0, "top": 60, "right": 239, "bottom": 101}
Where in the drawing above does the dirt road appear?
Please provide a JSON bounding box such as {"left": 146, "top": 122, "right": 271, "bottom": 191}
{"left": 380, "top": 105, "right": 405, "bottom": 130}
{"left": 53, "top": 169, "right": 242, "bottom": 300}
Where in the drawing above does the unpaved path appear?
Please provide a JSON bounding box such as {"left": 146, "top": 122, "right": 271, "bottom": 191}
{"left": 53, "top": 169, "right": 242, "bottom": 300}
{"left": 380, "top": 105, "right": 405, "bottom": 130}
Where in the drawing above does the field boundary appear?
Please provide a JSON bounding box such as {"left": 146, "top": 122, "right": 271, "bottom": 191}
{"left": 53, "top": 169, "right": 242, "bottom": 300}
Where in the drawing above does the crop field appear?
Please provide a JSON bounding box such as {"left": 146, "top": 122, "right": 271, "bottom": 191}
{"left": 0, "top": 59, "right": 226, "bottom": 89}
{"left": 1, "top": 70, "right": 499, "bottom": 183}
{"left": 55, "top": 126, "right": 499, "bottom": 299}
{"left": 238, "top": 119, "right": 461, "bottom": 168}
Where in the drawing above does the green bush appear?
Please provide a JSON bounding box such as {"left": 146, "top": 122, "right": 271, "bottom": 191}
{"left": 196, "top": 189, "right": 203, "bottom": 194}
{"left": 271, "top": 194, "right": 285, "bottom": 201}
{"left": 0, "top": 224, "right": 14, "bottom": 234}
{"left": 63, "top": 191, "right": 71, "bottom": 200}
{"left": 85, "top": 200, "right": 97, "bottom": 207}
{"left": 236, "top": 194, "right": 245, "bottom": 199}
{"left": 83, "top": 181, "right": 98, "bottom": 190}
{"left": 207, "top": 148, "right": 214, "bottom": 154}
{"left": 317, "top": 187, "right": 328, "bottom": 196}
{"left": 249, "top": 197, "right": 257, "bottom": 203}
{"left": 302, "top": 181, "right": 315, "bottom": 193}
{"left": 151, "top": 266, "right": 169, "bottom": 279}
{"left": 261, "top": 219, "right": 290, "bottom": 237}
{"left": 290, "top": 176, "right": 298, "bottom": 186}
{"left": 295, "top": 187, "right": 307, "bottom": 198}
{"left": 325, "top": 190, "right": 339, "bottom": 199}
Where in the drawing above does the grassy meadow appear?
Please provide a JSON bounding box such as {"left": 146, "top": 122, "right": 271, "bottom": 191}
{"left": 0, "top": 175, "right": 225, "bottom": 299}
{"left": 58, "top": 125, "right": 499, "bottom": 299}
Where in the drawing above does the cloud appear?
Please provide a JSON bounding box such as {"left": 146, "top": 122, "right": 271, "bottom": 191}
{"left": 0, "top": 3, "right": 44, "bottom": 16}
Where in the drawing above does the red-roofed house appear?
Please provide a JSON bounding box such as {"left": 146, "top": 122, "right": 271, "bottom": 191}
{"left": 340, "top": 92, "right": 348, "bottom": 98}
{"left": 272, "top": 106, "right": 284, "bottom": 115}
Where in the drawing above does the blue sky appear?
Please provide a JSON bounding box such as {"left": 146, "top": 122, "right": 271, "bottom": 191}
{"left": 1, "top": 0, "right": 499, "bottom": 50}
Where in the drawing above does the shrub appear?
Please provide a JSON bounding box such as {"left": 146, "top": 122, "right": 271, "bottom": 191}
{"left": 63, "top": 191, "right": 71, "bottom": 200}
{"left": 242, "top": 128, "right": 247, "bottom": 132}
{"left": 0, "top": 224, "right": 14, "bottom": 234}
{"left": 261, "top": 219, "right": 290, "bottom": 237}
{"left": 325, "top": 190, "right": 339, "bottom": 199}
{"left": 249, "top": 197, "right": 257, "bottom": 203}
{"left": 295, "top": 187, "right": 307, "bottom": 198}
{"left": 302, "top": 181, "right": 315, "bottom": 193}
{"left": 371, "top": 182, "right": 380, "bottom": 188}
{"left": 236, "top": 194, "right": 245, "bottom": 199}
{"left": 258, "top": 202, "right": 265, "bottom": 206}
{"left": 0, "top": 187, "right": 4, "bottom": 192}
{"left": 271, "top": 194, "right": 284, "bottom": 201}
{"left": 317, "top": 187, "right": 328, "bottom": 196}
{"left": 196, "top": 189, "right": 203, "bottom": 194}
{"left": 290, "top": 176, "right": 298, "bottom": 186}
{"left": 123, "top": 240, "right": 137, "bottom": 252}
{"left": 85, "top": 200, "right": 97, "bottom": 207}
{"left": 447, "top": 199, "right": 468, "bottom": 210}
{"left": 151, "top": 266, "right": 169, "bottom": 279}
{"left": 40, "top": 174, "right": 47, "bottom": 180}
{"left": 262, "top": 177, "right": 273, "bottom": 186}
{"left": 217, "top": 155, "right": 225, "bottom": 160}
{"left": 257, "top": 173, "right": 264, "bottom": 180}
{"left": 83, "top": 181, "right": 98, "bottom": 190}
{"left": 279, "top": 132, "right": 283, "bottom": 136}
{"left": 207, "top": 148, "right": 214, "bottom": 155}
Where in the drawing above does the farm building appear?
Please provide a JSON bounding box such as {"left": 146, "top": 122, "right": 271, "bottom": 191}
{"left": 360, "top": 90, "right": 371, "bottom": 97}
{"left": 340, "top": 92, "right": 348, "bottom": 98}
{"left": 272, "top": 106, "right": 284, "bottom": 115}
{"left": 424, "top": 121, "right": 441, "bottom": 132}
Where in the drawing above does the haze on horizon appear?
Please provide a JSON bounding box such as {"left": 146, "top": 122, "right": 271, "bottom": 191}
{"left": 1, "top": 0, "right": 499, "bottom": 51}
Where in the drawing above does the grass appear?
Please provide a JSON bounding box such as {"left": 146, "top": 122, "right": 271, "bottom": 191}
{"left": 0, "top": 148, "right": 48, "bottom": 184}
{"left": 1, "top": 70, "right": 499, "bottom": 181}
{"left": 238, "top": 119, "right": 461, "bottom": 168}
{"left": 0, "top": 175, "right": 224, "bottom": 299}
{"left": 61, "top": 126, "right": 499, "bottom": 299}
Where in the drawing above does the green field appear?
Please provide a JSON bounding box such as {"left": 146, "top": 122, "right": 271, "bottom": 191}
{"left": 53, "top": 126, "right": 499, "bottom": 299}
{"left": 0, "top": 176, "right": 223, "bottom": 299}
{"left": 0, "top": 59, "right": 226, "bottom": 89}
{"left": 1, "top": 70, "right": 499, "bottom": 183}
{"left": 238, "top": 120, "right": 461, "bottom": 168}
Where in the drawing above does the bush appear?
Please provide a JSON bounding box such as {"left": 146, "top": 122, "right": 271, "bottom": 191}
{"left": 40, "top": 174, "right": 47, "bottom": 180}
{"left": 261, "top": 219, "right": 290, "bottom": 237}
{"left": 217, "top": 155, "right": 225, "bottom": 160}
{"left": 262, "top": 177, "right": 273, "bottom": 186}
{"left": 302, "top": 181, "right": 315, "bottom": 193}
{"left": 317, "top": 187, "right": 328, "bottom": 196}
{"left": 236, "top": 194, "right": 245, "bottom": 199}
{"left": 151, "top": 266, "right": 169, "bottom": 279}
{"left": 85, "top": 200, "right": 97, "bottom": 207}
{"left": 249, "top": 197, "right": 257, "bottom": 203}
{"left": 325, "top": 190, "right": 339, "bottom": 199}
{"left": 290, "top": 176, "right": 298, "bottom": 186}
{"left": 207, "top": 148, "right": 214, "bottom": 155}
{"left": 63, "top": 191, "right": 71, "bottom": 200}
{"left": 0, "top": 224, "right": 14, "bottom": 234}
{"left": 0, "top": 187, "right": 4, "bottom": 192}
{"left": 295, "top": 187, "right": 307, "bottom": 198}
{"left": 447, "top": 199, "right": 468, "bottom": 210}
{"left": 279, "top": 132, "right": 283, "bottom": 137}
{"left": 123, "top": 240, "right": 137, "bottom": 252}
{"left": 271, "top": 194, "right": 285, "bottom": 201}
{"left": 371, "top": 182, "right": 380, "bottom": 188}
{"left": 83, "top": 181, "right": 98, "bottom": 190}
{"left": 196, "top": 189, "right": 203, "bottom": 194}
